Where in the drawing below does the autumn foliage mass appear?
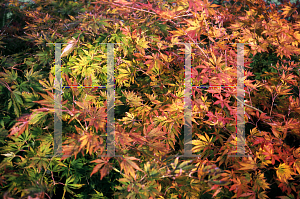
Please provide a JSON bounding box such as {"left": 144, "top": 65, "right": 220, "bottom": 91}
{"left": 0, "top": 0, "right": 300, "bottom": 198}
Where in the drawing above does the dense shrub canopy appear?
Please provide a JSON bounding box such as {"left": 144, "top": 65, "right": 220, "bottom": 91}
{"left": 0, "top": 0, "right": 300, "bottom": 198}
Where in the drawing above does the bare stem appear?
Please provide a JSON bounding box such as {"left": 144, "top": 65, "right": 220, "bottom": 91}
{"left": 110, "top": 2, "right": 157, "bottom": 15}
{"left": 270, "top": 93, "right": 278, "bottom": 117}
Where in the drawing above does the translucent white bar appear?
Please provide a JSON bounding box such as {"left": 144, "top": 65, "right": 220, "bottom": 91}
{"left": 229, "top": 43, "right": 246, "bottom": 157}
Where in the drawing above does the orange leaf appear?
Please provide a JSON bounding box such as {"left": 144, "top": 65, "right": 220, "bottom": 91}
{"left": 90, "top": 158, "right": 112, "bottom": 180}
{"left": 119, "top": 156, "right": 143, "bottom": 179}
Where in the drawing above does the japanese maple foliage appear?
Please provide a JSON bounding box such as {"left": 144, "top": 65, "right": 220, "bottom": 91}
{"left": 1, "top": 0, "right": 300, "bottom": 198}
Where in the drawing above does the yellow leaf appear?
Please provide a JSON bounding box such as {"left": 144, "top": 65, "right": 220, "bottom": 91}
{"left": 294, "top": 31, "right": 300, "bottom": 41}
{"left": 190, "top": 133, "right": 212, "bottom": 153}
{"left": 79, "top": 135, "right": 88, "bottom": 151}
{"left": 293, "top": 159, "right": 300, "bottom": 174}
{"left": 257, "top": 191, "right": 269, "bottom": 199}
{"left": 276, "top": 163, "right": 296, "bottom": 183}
{"left": 239, "top": 160, "right": 257, "bottom": 171}
{"left": 120, "top": 156, "right": 143, "bottom": 180}
{"left": 68, "top": 15, "right": 75, "bottom": 21}
{"left": 254, "top": 171, "right": 270, "bottom": 191}
{"left": 281, "top": 5, "right": 296, "bottom": 18}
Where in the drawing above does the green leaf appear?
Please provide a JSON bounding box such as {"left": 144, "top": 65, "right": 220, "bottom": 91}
{"left": 13, "top": 90, "right": 23, "bottom": 105}
{"left": 29, "top": 112, "right": 48, "bottom": 124}
{"left": 8, "top": 100, "right": 12, "bottom": 111}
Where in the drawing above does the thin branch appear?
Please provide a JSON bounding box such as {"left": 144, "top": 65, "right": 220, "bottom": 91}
{"left": 110, "top": 2, "right": 157, "bottom": 15}
{"left": 233, "top": 95, "right": 264, "bottom": 114}
{"left": 270, "top": 93, "right": 278, "bottom": 117}
{"left": 173, "top": 13, "right": 194, "bottom": 19}
{"left": 45, "top": 192, "right": 51, "bottom": 199}
{"left": 166, "top": 19, "right": 215, "bottom": 67}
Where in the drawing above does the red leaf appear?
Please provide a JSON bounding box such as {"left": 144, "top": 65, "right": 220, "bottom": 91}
{"left": 90, "top": 158, "right": 112, "bottom": 180}
{"left": 8, "top": 114, "right": 30, "bottom": 137}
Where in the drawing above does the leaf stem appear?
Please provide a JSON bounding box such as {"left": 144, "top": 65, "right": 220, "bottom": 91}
{"left": 233, "top": 95, "right": 264, "bottom": 114}
{"left": 269, "top": 93, "right": 278, "bottom": 116}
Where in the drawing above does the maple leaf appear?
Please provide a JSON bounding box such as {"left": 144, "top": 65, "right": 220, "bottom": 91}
{"left": 238, "top": 157, "right": 258, "bottom": 171}
{"left": 119, "top": 156, "right": 143, "bottom": 180}
{"left": 61, "top": 134, "right": 81, "bottom": 160}
{"left": 293, "top": 159, "right": 300, "bottom": 174}
{"left": 281, "top": 5, "right": 297, "bottom": 18}
{"left": 255, "top": 148, "right": 272, "bottom": 167}
{"left": 257, "top": 191, "right": 269, "bottom": 199}
{"left": 29, "top": 111, "right": 49, "bottom": 125}
{"left": 8, "top": 113, "right": 30, "bottom": 137}
{"left": 76, "top": 126, "right": 104, "bottom": 155}
{"left": 143, "top": 124, "right": 168, "bottom": 153}
{"left": 261, "top": 142, "right": 281, "bottom": 165}
{"left": 230, "top": 176, "right": 251, "bottom": 198}
{"left": 85, "top": 106, "right": 107, "bottom": 133}
{"left": 190, "top": 132, "right": 213, "bottom": 153}
{"left": 254, "top": 171, "right": 270, "bottom": 191}
{"left": 115, "top": 127, "right": 134, "bottom": 148}
{"left": 213, "top": 93, "right": 231, "bottom": 109}
{"left": 34, "top": 90, "right": 68, "bottom": 108}
{"left": 276, "top": 163, "right": 296, "bottom": 183}
{"left": 90, "top": 157, "right": 112, "bottom": 180}
{"left": 122, "top": 90, "right": 143, "bottom": 107}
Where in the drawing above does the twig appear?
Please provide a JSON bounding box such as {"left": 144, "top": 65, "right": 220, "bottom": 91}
{"left": 107, "top": 1, "right": 215, "bottom": 68}
{"left": 173, "top": 13, "right": 194, "bottom": 19}
{"left": 110, "top": 2, "right": 157, "bottom": 15}
{"left": 270, "top": 93, "right": 278, "bottom": 116}
{"left": 45, "top": 192, "right": 51, "bottom": 199}
{"left": 166, "top": 19, "right": 215, "bottom": 67}
{"left": 233, "top": 95, "right": 264, "bottom": 114}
